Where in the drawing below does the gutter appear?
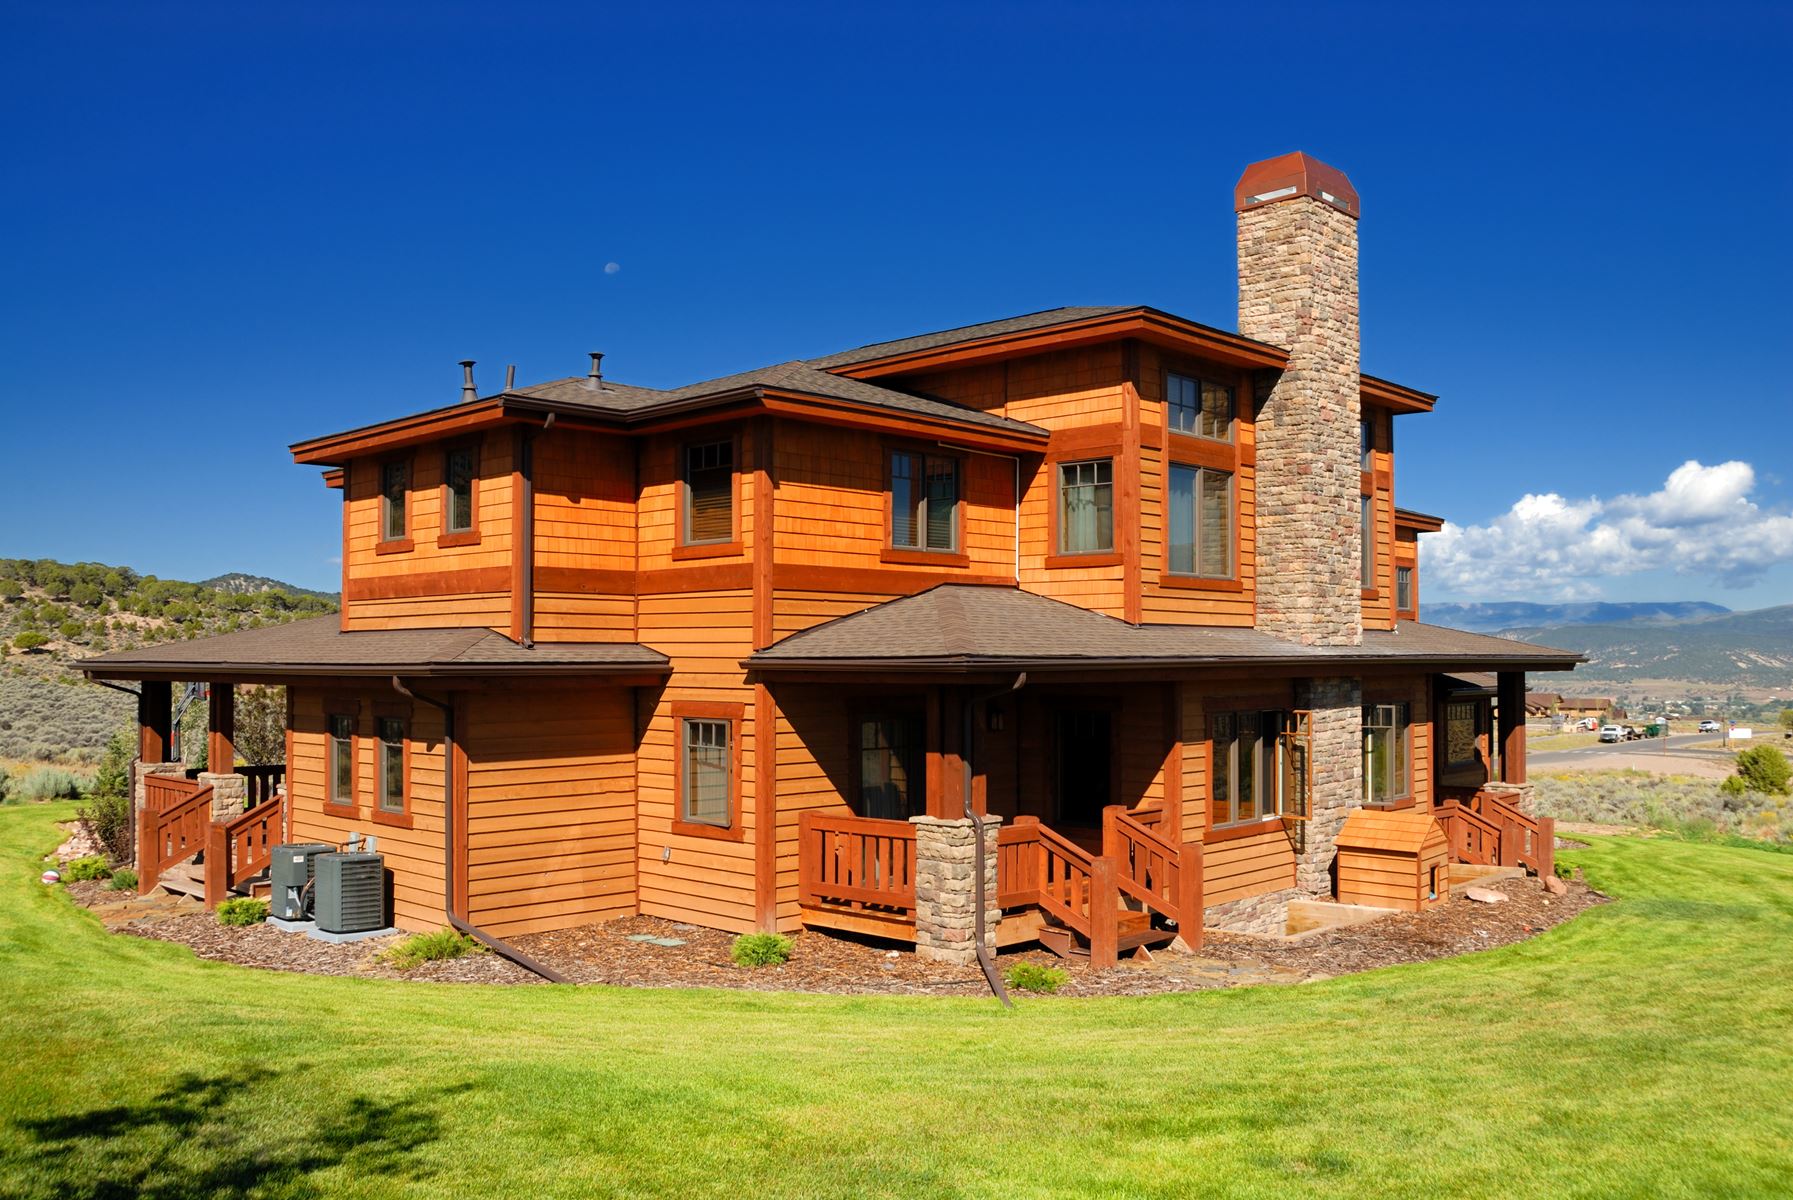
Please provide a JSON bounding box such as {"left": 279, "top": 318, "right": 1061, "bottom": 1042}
{"left": 390, "top": 676, "right": 566, "bottom": 983}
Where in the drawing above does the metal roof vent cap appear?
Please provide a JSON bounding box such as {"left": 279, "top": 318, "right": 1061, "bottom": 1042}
{"left": 587, "top": 351, "right": 604, "bottom": 388}
{"left": 459, "top": 359, "right": 478, "bottom": 404}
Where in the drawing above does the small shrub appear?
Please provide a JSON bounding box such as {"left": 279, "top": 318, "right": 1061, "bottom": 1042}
{"left": 14, "top": 767, "right": 90, "bottom": 801}
{"left": 63, "top": 856, "right": 110, "bottom": 882}
{"left": 1004, "top": 963, "right": 1068, "bottom": 994}
{"left": 1734, "top": 746, "right": 1791, "bottom": 796}
{"left": 730, "top": 932, "right": 794, "bottom": 967}
{"left": 216, "top": 897, "right": 269, "bottom": 926}
{"left": 12, "top": 631, "right": 48, "bottom": 652}
{"left": 380, "top": 929, "right": 483, "bottom": 970}
{"left": 77, "top": 790, "right": 133, "bottom": 862}
{"left": 108, "top": 868, "right": 138, "bottom": 891}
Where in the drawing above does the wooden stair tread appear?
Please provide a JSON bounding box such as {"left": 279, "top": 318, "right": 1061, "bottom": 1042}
{"left": 157, "top": 860, "right": 206, "bottom": 899}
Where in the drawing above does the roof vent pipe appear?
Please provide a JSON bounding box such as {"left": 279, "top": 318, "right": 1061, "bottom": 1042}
{"left": 587, "top": 352, "right": 604, "bottom": 387}
{"left": 505, "top": 364, "right": 516, "bottom": 390}
{"left": 459, "top": 360, "right": 478, "bottom": 404}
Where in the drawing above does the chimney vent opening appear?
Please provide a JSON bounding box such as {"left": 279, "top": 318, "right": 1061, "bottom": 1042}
{"left": 459, "top": 360, "right": 478, "bottom": 404}
{"left": 587, "top": 352, "right": 605, "bottom": 387}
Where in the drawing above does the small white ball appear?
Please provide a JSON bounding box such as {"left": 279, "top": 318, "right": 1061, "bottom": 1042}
{"left": 40, "top": 870, "right": 61, "bottom": 885}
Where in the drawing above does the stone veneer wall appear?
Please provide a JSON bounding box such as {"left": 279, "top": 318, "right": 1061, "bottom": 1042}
{"left": 911, "top": 815, "right": 1000, "bottom": 965}
{"left": 1203, "top": 887, "right": 1302, "bottom": 936}
{"left": 1296, "top": 676, "right": 1364, "bottom": 895}
{"left": 1237, "top": 195, "right": 1363, "bottom": 648}
{"left": 198, "top": 771, "right": 248, "bottom": 822}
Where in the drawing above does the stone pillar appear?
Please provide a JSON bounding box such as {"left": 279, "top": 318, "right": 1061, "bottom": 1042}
{"left": 911, "top": 815, "right": 1000, "bottom": 965}
{"left": 1295, "top": 676, "right": 1363, "bottom": 895}
{"left": 199, "top": 772, "right": 248, "bottom": 823}
{"left": 1235, "top": 152, "right": 1363, "bottom": 648}
{"left": 1480, "top": 781, "right": 1537, "bottom": 816}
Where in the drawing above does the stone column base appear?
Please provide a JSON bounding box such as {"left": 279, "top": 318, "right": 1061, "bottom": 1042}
{"left": 911, "top": 815, "right": 1000, "bottom": 965}
{"left": 133, "top": 761, "right": 186, "bottom": 814}
{"left": 198, "top": 772, "right": 248, "bottom": 822}
{"left": 1480, "top": 782, "right": 1536, "bottom": 815}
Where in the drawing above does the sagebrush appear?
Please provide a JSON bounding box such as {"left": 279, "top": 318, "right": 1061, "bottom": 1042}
{"left": 1533, "top": 770, "right": 1791, "bottom": 844}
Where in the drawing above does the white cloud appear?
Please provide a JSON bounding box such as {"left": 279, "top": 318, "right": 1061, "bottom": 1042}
{"left": 1422, "top": 460, "right": 1793, "bottom": 600}
{"left": 603, "top": 261, "right": 621, "bottom": 275}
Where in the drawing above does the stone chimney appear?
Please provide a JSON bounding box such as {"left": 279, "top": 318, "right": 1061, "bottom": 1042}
{"left": 1235, "top": 151, "right": 1363, "bottom": 648}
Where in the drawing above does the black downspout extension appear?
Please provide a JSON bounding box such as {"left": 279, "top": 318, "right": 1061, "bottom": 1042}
{"left": 391, "top": 676, "right": 566, "bottom": 983}
{"left": 964, "top": 672, "right": 1028, "bottom": 1007}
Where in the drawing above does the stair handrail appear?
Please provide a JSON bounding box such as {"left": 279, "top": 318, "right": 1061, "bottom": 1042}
{"left": 1473, "top": 790, "right": 1555, "bottom": 877}
{"left": 1032, "top": 821, "right": 1100, "bottom": 936}
{"left": 205, "top": 796, "right": 286, "bottom": 908}
{"left": 1103, "top": 806, "right": 1182, "bottom": 922}
{"left": 1437, "top": 799, "right": 1501, "bottom": 866}
{"left": 137, "top": 784, "right": 214, "bottom": 895}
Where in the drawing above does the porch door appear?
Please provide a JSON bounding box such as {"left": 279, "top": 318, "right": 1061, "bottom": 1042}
{"left": 856, "top": 711, "right": 925, "bottom": 820}
{"left": 1054, "top": 708, "right": 1113, "bottom": 828}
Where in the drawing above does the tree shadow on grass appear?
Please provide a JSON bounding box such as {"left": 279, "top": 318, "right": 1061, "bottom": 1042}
{"left": 1, "top": 1064, "right": 472, "bottom": 1200}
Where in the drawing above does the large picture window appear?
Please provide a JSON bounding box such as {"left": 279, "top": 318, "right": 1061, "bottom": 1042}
{"left": 1363, "top": 703, "right": 1411, "bottom": 805}
{"left": 1445, "top": 701, "right": 1481, "bottom": 769}
{"left": 680, "top": 718, "right": 732, "bottom": 827}
{"left": 856, "top": 712, "right": 924, "bottom": 821}
{"left": 1057, "top": 459, "right": 1114, "bottom": 555}
{"left": 683, "top": 441, "right": 734, "bottom": 545}
{"left": 380, "top": 461, "right": 408, "bottom": 542}
{"left": 890, "top": 452, "right": 959, "bottom": 553}
{"left": 1168, "top": 464, "right": 1233, "bottom": 578}
{"left": 1211, "top": 710, "right": 1288, "bottom": 827}
{"left": 327, "top": 713, "right": 355, "bottom": 807}
{"left": 1169, "top": 373, "right": 1233, "bottom": 441}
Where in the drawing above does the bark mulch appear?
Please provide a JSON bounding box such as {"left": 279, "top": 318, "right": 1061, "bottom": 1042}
{"left": 63, "top": 871, "right": 1605, "bottom": 997}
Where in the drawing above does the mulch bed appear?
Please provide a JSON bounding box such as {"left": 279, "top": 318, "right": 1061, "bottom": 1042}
{"left": 61, "top": 868, "right": 1606, "bottom": 997}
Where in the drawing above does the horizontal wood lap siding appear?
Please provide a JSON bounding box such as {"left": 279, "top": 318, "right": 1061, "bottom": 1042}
{"left": 532, "top": 429, "right": 637, "bottom": 640}
{"left": 1203, "top": 826, "right": 1295, "bottom": 906}
{"left": 462, "top": 688, "right": 636, "bottom": 937}
{"left": 287, "top": 687, "right": 447, "bottom": 933}
{"left": 341, "top": 433, "right": 515, "bottom": 632}
{"left": 636, "top": 588, "right": 759, "bottom": 931}
{"left": 1179, "top": 686, "right": 1208, "bottom": 843}
{"left": 638, "top": 428, "right": 755, "bottom": 570}
{"left": 1362, "top": 408, "right": 1396, "bottom": 631}
{"left": 770, "top": 687, "right": 856, "bottom": 931}
{"left": 772, "top": 590, "right": 898, "bottom": 641}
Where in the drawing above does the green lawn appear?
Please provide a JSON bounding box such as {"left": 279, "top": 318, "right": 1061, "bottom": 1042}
{"left": 2, "top": 803, "right": 1791, "bottom": 1198}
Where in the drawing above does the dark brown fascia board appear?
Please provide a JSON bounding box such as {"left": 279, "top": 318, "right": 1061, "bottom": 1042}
{"left": 322, "top": 468, "right": 345, "bottom": 490}
{"left": 291, "top": 398, "right": 515, "bottom": 466}
{"left": 81, "top": 661, "right": 671, "bottom": 683}
{"left": 744, "top": 651, "right": 1585, "bottom": 675}
{"left": 1362, "top": 374, "right": 1438, "bottom": 414}
{"left": 1394, "top": 507, "right": 1447, "bottom": 532}
{"left": 828, "top": 308, "right": 1291, "bottom": 378}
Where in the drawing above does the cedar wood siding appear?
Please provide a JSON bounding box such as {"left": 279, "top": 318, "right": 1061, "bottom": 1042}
{"left": 1362, "top": 406, "right": 1397, "bottom": 631}
{"left": 531, "top": 430, "right": 636, "bottom": 641}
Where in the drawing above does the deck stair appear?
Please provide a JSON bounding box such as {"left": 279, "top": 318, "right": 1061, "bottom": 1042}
{"left": 156, "top": 859, "right": 207, "bottom": 900}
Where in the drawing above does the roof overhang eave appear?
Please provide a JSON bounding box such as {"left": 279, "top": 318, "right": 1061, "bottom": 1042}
{"left": 80, "top": 660, "right": 672, "bottom": 684}
{"left": 745, "top": 651, "right": 1585, "bottom": 675}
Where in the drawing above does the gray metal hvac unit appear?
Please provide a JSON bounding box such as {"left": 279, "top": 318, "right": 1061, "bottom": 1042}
{"left": 313, "top": 852, "right": 387, "bottom": 934}
{"left": 269, "top": 843, "right": 335, "bottom": 921}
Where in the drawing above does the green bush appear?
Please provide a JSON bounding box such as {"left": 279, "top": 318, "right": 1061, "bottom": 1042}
{"left": 730, "top": 932, "right": 794, "bottom": 967}
{"left": 62, "top": 856, "right": 110, "bottom": 882}
{"left": 13, "top": 767, "right": 90, "bottom": 801}
{"left": 77, "top": 790, "right": 133, "bottom": 861}
{"left": 380, "top": 929, "right": 483, "bottom": 970}
{"left": 108, "top": 868, "right": 138, "bottom": 891}
{"left": 1734, "top": 746, "right": 1791, "bottom": 796}
{"left": 216, "top": 898, "right": 269, "bottom": 926}
{"left": 12, "top": 631, "right": 48, "bottom": 652}
{"left": 1004, "top": 963, "right": 1068, "bottom": 994}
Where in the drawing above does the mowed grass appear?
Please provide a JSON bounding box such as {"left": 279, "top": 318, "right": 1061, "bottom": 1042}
{"left": 1, "top": 805, "right": 1790, "bottom": 1198}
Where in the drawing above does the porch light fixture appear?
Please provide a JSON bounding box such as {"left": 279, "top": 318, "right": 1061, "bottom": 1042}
{"left": 986, "top": 706, "right": 1006, "bottom": 733}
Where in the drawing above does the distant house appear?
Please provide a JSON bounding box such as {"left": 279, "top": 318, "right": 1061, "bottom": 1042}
{"left": 81, "top": 151, "right": 1580, "bottom": 967}
{"left": 1526, "top": 692, "right": 1563, "bottom": 717}
{"left": 1560, "top": 697, "right": 1616, "bottom": 720}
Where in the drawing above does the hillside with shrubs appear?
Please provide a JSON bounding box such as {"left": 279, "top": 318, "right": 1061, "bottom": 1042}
{"left": 0, "top": 557, "right": 336, "bottom": 763}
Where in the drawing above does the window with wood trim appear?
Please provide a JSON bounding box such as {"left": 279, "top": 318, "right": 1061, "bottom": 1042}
{"left": 680, "top": 717, "right": 733, "bottom": 827}
{"left": 327, "top": 713, "right": 355, "bottom": 807}
{"left": 380, "top": 461, "right": 408, "bottom": 542}
{"left": 1363, "top": 703, "right": 1411, "bottom": 805}
{"left": 1361, "top": 417, "right": 1373, "bottom": 470}
{"left": 376, "top": 717, "right": 407, "bottom": 815}
{"left": 1211, "top": 710, "right": 1288, "bottom": 827}
{"left": 1168, "top": 464, "right": 1233, "bottom": 578}
{"left": 1168, "top": 372, "right": 1233, "bottom": 441}
{"left": 683, "top": 440, "right": 734, "bottom": 545}
{"left": 1445, "top": 701, "right": 1481, "bottom": 769}
{"left": 443, "top": 446, "right": 476, "bottom": 535}
{"left": 1057, "top": 458, "right": 1114, "bottom": 555}
{"left": 890, "top": 451, "right": 959, "bottom": 553}
{"left": 855, "top": 711, "right": 924, "bottom": 820}
{"left": 1396, "top": 565, "right": 1413, "bottom": 612}
{"left": 1361, "top": 494, "right": 1374, "bottom": 585}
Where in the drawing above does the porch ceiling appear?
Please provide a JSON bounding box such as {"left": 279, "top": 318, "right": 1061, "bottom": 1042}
{"left": 77, "top": 616, "right": 671, "bottom": 682}
{"left": 746, "top": 585, "right": 1584, "bottom": 675}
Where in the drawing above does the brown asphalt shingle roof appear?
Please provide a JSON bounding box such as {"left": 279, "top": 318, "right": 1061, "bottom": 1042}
{"left": 803, "top": 306, "right": 1136, "bottom": 369}
{"left": 507, "top": 361, "right": 1046, "bottom": 437}
{"left": 747, "top": 586, "right": 1583, "bottom": 672}
{"left": 78, "top": 617, "right": 670, "bottom": 680}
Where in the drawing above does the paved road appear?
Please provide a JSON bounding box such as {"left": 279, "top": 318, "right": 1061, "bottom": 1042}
{"left": 1528, "top": 732, "right": 1733, "bottom": 772}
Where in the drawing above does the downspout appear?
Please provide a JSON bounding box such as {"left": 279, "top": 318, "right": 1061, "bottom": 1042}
{"left": 964, "top": 671, "right": 1028, "bottom": 1006}
{"left": 518, "top": 412, "right": 556, "bottom": 649}
{"left": 391, "top": 676, "right": 566, "bottom": 983}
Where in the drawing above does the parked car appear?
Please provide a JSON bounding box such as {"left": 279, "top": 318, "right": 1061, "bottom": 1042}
{"left": 1624, "top": 726, "right": 1647, "bottom": 741}
{"left": 1699, "top": 720, "right": 1722, "bottom": 733}
{"left": 1599, "top": 725, "right": 1625, "bottom": 743}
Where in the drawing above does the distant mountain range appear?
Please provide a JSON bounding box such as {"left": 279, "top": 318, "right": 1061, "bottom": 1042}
{"left": 199, "top": 573, "right": 338, "bottom": 602}
{"left": 1422, "top": 600, "right": 1730, "bottom": 634}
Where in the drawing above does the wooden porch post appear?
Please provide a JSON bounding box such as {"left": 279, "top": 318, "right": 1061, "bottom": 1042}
{"left": 207, "top": 682, "right": 235, "bottom": 773}
{"left": 138, "top": 680, "right": 172, "bottom": 762}
{"left": 1497, "top": 671, "right": 1526, "bottom": 785}
{"left": 925, "top": 687, "right": 966, "bottom": 819}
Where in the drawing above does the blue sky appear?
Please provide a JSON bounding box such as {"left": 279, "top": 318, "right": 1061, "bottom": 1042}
{"left": 3, "top": 1, "right": 1790, "bottom": 606}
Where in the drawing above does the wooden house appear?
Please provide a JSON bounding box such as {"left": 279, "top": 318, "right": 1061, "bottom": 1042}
{"left": 82, "top": 152, "right": 1576, "bottom": 967}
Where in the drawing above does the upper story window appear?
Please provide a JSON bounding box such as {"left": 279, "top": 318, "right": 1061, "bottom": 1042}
{"left": 1168, "top": 464, "right": 1233, "bottom": 578}
{"left": 1212, "top": 710, "right": 1288, "bottom": 827}
{"left": 1169, "top": 373, "right": 1233, "bottom": 441}
{"left": 380, "top": 462, "right": 408, "bottom": 542}
{"left": 1363, "top": 703, "right": 1411, "bottom": 805}
{"left": 891, "top": 451, "right": 959, "bottom": 553}
{"left": 683, "top": 440, "right": 734, "bottom": 545}
{"left": 1396, "top": 565, "right": 1413, "bottom": 612}
{"left": 1058, "top": 459, "right": 1114, "bottom": 555}
{"left": 443, "top": 447, "right": 476, "bottom": 535}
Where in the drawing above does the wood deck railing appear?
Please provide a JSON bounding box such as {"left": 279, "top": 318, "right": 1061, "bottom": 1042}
{"left": 204, "top": 797, "right": 284, "bottom": 909}
{"left": 137, "top": 781, "right": 214, "bottom": 895}
{"left": 797, "top": 812, "right": 918, "bottom": 915}
{"left": 1102, "top": 806, "right": 1203, "bottom": 948}
{"left": 1436, "top": 800, "right": 1502, "bottom": 866}
{"left": 236, "top": 764, "right": 286, "bottom": 809}
{"left": 1472, "top": 790, "right": 1556, "bottom": 879}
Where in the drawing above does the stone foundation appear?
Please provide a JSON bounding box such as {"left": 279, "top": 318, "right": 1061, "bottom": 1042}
{"left": 1295, "top": 676, "right": 1364, "bottom": 894}
{"left": 198, "top": 771, "right": 248, "bottom": 822}
{"left": 911, "top": 815, "right": 1000, "bottom": 965}
{"left": 133, "top": 761, "right": 186, "bottom": 815}
{"left": 1203, "top": 887, "right": 1301, "bottom": 936}
{"left": 1480, "top": 781, "right": 1536, "bottom": 815}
